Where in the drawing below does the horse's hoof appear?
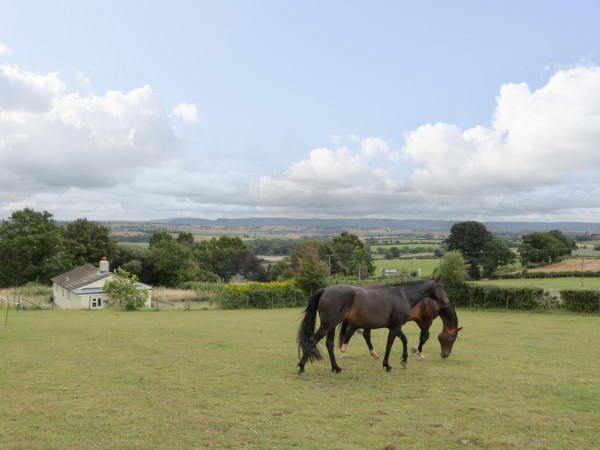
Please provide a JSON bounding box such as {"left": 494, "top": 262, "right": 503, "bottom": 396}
{"left": 341, "top": 353, "right": 347, "bottom": 359}
{"left": 372, "top": 354, "right": 380, "bottom": 360}
{"left": 411, "top": 346, "right": 418, "bottom": 354}
{"left": 385, "top": 366, "right": 394, "bottom": 372}
{"left": 298, "top": 370, "right": 306, "bottom": 376}
{"left": 333, "top": 367, "right": 344, "bottom": 374}
{"left": 419, "top": 355, "right": 426, "bottom": 361}
{"left": 401, "top": 361, "right": 407, "bottom": 369}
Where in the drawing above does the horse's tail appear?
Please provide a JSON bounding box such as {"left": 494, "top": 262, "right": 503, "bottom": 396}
{"left": 338, "top": 321, "right": 349, "bottom": 349}
{"left": 297, "top": 288, "right": 325, "bottom": 362}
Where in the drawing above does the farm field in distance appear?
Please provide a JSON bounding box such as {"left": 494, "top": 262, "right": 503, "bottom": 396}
{"left": 1, "top": 308, "right": 598, "bottom": 448}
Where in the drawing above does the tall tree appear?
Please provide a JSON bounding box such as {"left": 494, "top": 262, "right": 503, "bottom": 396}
{"left": 445, "top": 221, "right": 515, "bottom": 279}
{"left": 518, "top": 230, "right": 576, "bottom": 265}
{"left": 331, "top": 231, "right": 364, "bottom": 268}
{"left": 0, "top": 209, "right": 74, "bottom": 287}
{"left": 64, "top": 218, "right": 119, "bottom": 265}
{"left": 176, "top": 232, "right": 195, "bottom": 246}
{"left": 149, "top": 231, "right": 173, "bottom": 247}
{"left": 346, "top": 248, "right": 376, "bottom": 279}
{"left": 437, "top": 250, "right": 470, "bottom": 286}
{"left": 295, "top": 241, "right": 329, "bottom": 294}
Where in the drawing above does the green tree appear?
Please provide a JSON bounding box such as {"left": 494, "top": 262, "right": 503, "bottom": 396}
{"left": 64, "top": 218, "right": 119, "bottom": 265}
{"left": 346, "top": 248, "right": 376, "bottom": 279}
{"left": 112, "top": 244, "right": 153, "bottom": 282}
{"left": 149, "top": 231, "right": 173, "bottom": 247}
{"left": 331, "top": 231, "right": 364, "bottom": 268}
{"left": 192, "top": 236, "right": 253, "bottom": 281}
{"left": 151, "top": 240, "right": 199, "bottom": 286}
{"left": 445, "top": 221, "right": 515, "bottom": 279}
{"left": 103, "top": 267, "right": 149, "bottom": 311}
{"left": 176, "top": 232, "right": 195, "bottom": 246}
{"left": 518, "top": 230, "right": 576, "bottom": 265}
{"left": 0, "top": 208, "right": 74, "bottom": 287}
{"left": 295, "top": 241, "right": 329, "bottom": 294}
{"left": 437, "top": 250, "right": 470, "bottom": 286}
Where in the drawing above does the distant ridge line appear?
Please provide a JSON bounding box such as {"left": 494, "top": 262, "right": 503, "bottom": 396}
{"left": 145, "top": 217, "right": 600, "bottom": 233}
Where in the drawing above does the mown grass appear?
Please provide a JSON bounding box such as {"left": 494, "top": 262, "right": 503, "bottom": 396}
{"left": 474, "top": 277, "right": 600, "bottom": 290}
{"left": 374, "top": 258, "right": 440, "bottom": 276}
{"left": 1, "top": 308, "right": 598, "bottom": 448}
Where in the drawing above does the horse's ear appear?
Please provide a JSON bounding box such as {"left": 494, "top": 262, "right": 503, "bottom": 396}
{"left": 435, "top": 274, "right": 442, "bottom": 282}
{"left": 457, "top": 327, "right": 463, "bottom": 332}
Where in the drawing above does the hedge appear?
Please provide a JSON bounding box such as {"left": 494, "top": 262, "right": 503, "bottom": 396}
{"left": 446, "top": 283, "right": 546, "bottom": 310}
{"left": 219, "top": 280, "right": 307, "bottom": 309}
{"left": 560, "top": 289, "right": 600, "bottom": 313}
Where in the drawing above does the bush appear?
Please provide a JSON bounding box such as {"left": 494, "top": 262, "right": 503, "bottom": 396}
{"left": 448, "top": 282, "right": 545, "bottom": 310}
{"left": 219, "top": 281, "right": 307, "bottom": 309}
{"left": 561, "top": 289, "right": 600, "bottom": 313}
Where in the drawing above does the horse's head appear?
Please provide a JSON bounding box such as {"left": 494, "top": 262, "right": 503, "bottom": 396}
{"left": 429, "top": 274, "right": 450, "bottom": 306}
{"left": 438, "top": 326, "right": 463, "bottom": 358}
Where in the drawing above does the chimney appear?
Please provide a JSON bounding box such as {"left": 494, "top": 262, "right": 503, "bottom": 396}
{"left": 99, "top": 257, "right": 109, "bottom": 273}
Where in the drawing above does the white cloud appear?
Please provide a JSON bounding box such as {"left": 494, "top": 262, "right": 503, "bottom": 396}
{"left": 0, "top": 65, "right": 182, "bottom": 193}
{"left": 0, "top": 42, "right": 12, "bottom": 56}
{"left": 403, "top": 64, "right": 600, "bottom": 197}
{"left": 0, "top": 63, "right": 65, "bottom": 112}
{"left": 173, "top": 102, "right": 200, "bottom": 124}
{"left": 250, "top": 64, "right": 600, "bottom": 220}
{"left": 360, "top": 137, "right": 390, "bottom": 158}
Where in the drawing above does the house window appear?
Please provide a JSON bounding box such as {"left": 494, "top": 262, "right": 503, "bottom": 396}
{"left": 91, "top": 298, "right": 103, "bottom": 309}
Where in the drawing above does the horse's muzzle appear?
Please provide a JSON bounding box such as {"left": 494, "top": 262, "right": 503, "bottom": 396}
{"left": 440, "top": 352, "right": 449, "bottom": 358}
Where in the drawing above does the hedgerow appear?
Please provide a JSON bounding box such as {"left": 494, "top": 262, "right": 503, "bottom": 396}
{"left": 560, "top": 289, "right": 600, "bottom": 313}
{"left": 219, "top": 280, "right": 307, "bottom": 309}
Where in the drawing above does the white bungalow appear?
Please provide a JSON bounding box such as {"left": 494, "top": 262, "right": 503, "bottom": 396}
{"left": 50, "top": 258, "right": 152, "bottom": 309}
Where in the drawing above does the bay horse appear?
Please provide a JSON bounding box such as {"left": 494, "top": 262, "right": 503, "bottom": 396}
{"left": 296, "top": 275, "right": 450, "bottom": 375}
{"left": 339, "top": 296, "right": 461, "bottom": 360}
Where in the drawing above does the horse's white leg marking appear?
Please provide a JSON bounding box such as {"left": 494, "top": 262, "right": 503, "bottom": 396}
{"left": 370, "top": 349, "right": 380, "bottom": 359}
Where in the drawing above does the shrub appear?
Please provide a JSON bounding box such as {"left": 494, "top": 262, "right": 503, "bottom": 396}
{"left": 561, "top": 289, "right": 600, "bottom": 313}
{"left": 219, "top": 281, "right": 307, "bottom": 309}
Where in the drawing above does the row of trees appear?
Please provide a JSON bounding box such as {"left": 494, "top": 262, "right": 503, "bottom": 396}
{"left": 0, "top": 209, "right": 376, "bottom": 293}
{"left": 444, "top": 221, "right": 576, "bottom": 279}
{"left": 0, "top": 209, "right": 578, "bottom": 290}
{"left": 0, "top": 209, "right": 118, "bottom": 287}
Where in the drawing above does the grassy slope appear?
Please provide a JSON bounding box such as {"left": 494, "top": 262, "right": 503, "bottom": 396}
{"left": 1, "top": 308, "right": 598, "bottom": 448}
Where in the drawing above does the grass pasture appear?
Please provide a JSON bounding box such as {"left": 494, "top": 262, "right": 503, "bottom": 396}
{"left": 1, "top": 308, "right": 598, "bottom": 448}
{"left": 374, "top": 258, "right": 440, "bottom": 276}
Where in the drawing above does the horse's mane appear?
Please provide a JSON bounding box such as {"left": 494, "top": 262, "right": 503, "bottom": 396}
{"left": 443, "top": 302, "right": 459, "bottom": 328}
{"left": 389, "top": 279, "right": 429, "bottom": 288}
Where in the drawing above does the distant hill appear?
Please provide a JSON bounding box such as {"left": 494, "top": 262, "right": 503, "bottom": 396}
{"left": 148, "top": 217, "right": 600, "bottom": 234}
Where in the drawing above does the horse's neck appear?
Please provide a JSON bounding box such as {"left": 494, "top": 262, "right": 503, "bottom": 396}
{"left": 403, "top": 281, "right": 434, "bottom": 308}
{"left": 439, "top": 304, "right": 458, "bottom": 331}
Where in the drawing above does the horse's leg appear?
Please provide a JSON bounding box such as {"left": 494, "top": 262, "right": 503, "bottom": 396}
{"left": 326, "top": 328, "right": 343, "bottom": 373}
{"left": 382, "top": 329, "right": 397, "bottom": 372}
{"left": 340, "top": 324, "right": 357, "bottom": 358}
{"left": 398, "top": 329, "right": 408, "bottom": 368}
{"left": 362, "top": 329, "right": 379, "bottom": 359}
{"left": 411, "top": 326, "right": 429, "bottom": 361}
{"left": 298, "top": 325, "right": 332, "bottom": 375}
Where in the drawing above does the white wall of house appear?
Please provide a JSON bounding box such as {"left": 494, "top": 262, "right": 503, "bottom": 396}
{"left": 52, "top": 276, "right": 152, "bottom": 309}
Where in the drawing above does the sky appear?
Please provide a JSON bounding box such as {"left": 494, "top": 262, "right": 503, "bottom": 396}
{"left": 1, "top": 1, "right": 600, "bottom": 223}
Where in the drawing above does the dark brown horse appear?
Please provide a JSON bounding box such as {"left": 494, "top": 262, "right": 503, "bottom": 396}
{"left": 339, "top": 296, "right": 462, "bottom": 360}
{"left": 296, "top": 275, "right": 450, "bottom": 375}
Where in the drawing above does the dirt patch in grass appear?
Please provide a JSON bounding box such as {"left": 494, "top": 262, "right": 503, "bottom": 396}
{"left": 529, "top": 258, "right": 600, "bottom": 272}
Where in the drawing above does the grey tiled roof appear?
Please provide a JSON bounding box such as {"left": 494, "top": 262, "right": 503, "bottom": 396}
{"left": 50, "top": 265, "right": 112, "bottom": 290}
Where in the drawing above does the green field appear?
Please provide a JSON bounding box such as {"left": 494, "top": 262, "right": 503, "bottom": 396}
{"left": 374, "top": 258, "right": 440, "bottom": 276}
{"left": 473, "top": 277, "right": 600, "bottom": 290}
{"left": 1, "top": 308, "right": 598, "bottom": 448}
